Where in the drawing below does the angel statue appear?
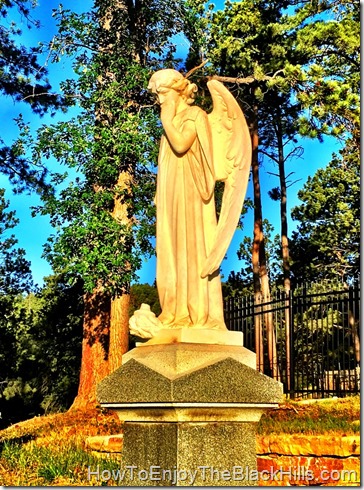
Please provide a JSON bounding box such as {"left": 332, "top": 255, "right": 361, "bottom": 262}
{"left": 129, "top": 69, "right": 251, "bottom": 338}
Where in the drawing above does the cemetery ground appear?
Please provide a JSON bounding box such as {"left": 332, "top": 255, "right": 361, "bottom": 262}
{"left": 0, "top": 395, "right": 360, "bottom": 486}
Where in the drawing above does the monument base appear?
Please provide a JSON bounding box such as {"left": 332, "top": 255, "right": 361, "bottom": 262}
{"left": 97, "top": 343, "right": 283, "bottom": 486}
{"left": 139, "top": 328, "right": 244, "bottom": 347}
{"left": 119, "top": 420, "right": 259, "bottom": 486}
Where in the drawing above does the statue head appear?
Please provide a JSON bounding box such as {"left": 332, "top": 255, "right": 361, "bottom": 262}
{"left": 148, "top": 69, "right": 197, "bottom": 105}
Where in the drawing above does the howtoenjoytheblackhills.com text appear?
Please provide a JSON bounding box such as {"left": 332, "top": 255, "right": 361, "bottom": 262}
{"left": 87, "top": 465, "right": 358, "bottom": 484}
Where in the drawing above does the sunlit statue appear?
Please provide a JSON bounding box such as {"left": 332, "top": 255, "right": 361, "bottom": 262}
{"left": 129, "top": 69, "right": 251, "bottom": 338}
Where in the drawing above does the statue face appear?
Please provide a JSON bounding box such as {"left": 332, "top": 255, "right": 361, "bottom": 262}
{"left": 148, "top": 69, "right": 184, "bottom": 106}
{"left": 154, "top": 87, "right": 180, "bottom": 106}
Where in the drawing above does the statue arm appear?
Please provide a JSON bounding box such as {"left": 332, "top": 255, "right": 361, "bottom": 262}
{"left": 161, "top": 102, "right": 196, "bottom": 154}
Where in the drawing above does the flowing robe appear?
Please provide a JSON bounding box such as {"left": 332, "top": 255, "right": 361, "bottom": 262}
{"left": 155, "top": 105, "right": 226, "bottom": 329}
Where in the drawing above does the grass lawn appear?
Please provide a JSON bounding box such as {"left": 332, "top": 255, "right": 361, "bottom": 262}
{"left": 0, "top": 395, "right": 360, "bottom": 486}
{"left": 258, "top": 395, "right": 360, "bottom": 435}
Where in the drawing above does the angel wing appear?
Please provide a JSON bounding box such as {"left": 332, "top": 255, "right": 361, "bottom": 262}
{"left": 200, "top": 79, "right": 252, "bottom": 279}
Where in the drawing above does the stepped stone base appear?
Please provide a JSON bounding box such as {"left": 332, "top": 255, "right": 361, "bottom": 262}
{"left": 97, "top": 342, "right": 283, "bottom": 486}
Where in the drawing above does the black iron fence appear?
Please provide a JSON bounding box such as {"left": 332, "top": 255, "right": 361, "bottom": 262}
{"left": 224, "top": 281, "right": 360, "bottom": 399}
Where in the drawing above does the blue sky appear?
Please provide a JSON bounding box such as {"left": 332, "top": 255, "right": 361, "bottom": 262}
{"left": 2, "top": 0, "right": 342, "bottom": 287}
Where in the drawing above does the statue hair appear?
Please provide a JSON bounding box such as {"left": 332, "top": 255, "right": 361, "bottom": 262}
{"left": 168, "top": 77, "right": 198, "bottom": 105}
{"left": 150, "top": 69, "right": 198, "bottom": 105}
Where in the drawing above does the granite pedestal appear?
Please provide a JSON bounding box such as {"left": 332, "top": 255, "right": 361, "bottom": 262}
{"left": 97, "top": 332, "right": 283, "bottom": 486}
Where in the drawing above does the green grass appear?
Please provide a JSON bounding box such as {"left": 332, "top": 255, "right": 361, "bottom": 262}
{"left": 1, "top": 440, "right": 121, "bottom": 486}
{"left": 257, "top": 395, "right": 360, "bottom": 435}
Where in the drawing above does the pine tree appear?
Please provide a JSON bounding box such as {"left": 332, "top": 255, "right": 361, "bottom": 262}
{"left": 0, "top": 188, "right": 34, "bottom": 427}
{"left": 195, "top": 0, "right": 300, "bottom": 378}
{"left": 291, "top": 138, "right": 359, "bottom": 284}
{"left": 185, "top": 0, "right": 359, "bottom": 385}
{"left": 0, "top": 0, "right": 65, "bottom": 192}
{"left": 21, "top": 0, "right": 188, "bottom": 407}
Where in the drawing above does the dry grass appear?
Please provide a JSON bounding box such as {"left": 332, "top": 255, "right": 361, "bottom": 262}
{"left": 0, "top": 407, "right": 123, "bottom": 486}
{"left": 258, "top": 395, "right": 360, "bottom": 435}
{"left": 0, "top": 407, "right": 122, "bottom": 445}
{"left": 0, "top": 396, "right": 360, "bottom": 486}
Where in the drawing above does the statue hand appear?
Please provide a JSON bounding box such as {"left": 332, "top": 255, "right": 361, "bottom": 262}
{"left": 160, "top": 99, "right": 176, "bottom": 124}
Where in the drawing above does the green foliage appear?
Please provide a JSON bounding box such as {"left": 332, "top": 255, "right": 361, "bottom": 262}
{"left": 291, "top": 0, "right": 360, "bottom": 142}
{"left": 0, "top": 189, "right": 32, "bottom": 295}
{"left": 0, "top": 1, "right": 66, "bottom": 193}
{"left": 198, "top": 0, "right": 359, "bottom": 288}
{"left": 0, "top": 274, "right": 83, "bottom": 429}
{"left": 190, "top": 0, "right": 313, "bottom": 294}
{"left": 290, "top": 138, "right": 359, "bottom": 283}
{"left": 17, "top": 0, "right": 190, "bottom": 297}
{"left": 0, "top": 0, "right": 64, "bottom": 114}
{"left": 0, "top": 189, "right": 35, "bottom": 427}
{"left": 129, "top": 283, "right": 160, "bottom": 317}
{"left": 0, "top": 1, "right": 192, "bottom": 421}
{"left": 31, "top": 274, "right": 84, "bottom": 412}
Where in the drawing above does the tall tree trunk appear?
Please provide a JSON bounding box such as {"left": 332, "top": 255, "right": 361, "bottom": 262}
{"left": 277, "top": 121, "right": 292, "bottom": 391}
{"left": 109, "top": 296, "right": 129, "bottom": 370}
{"left": 71, "top": 291, "right": 111, "bottom": 409}
{"left": 251, "top": 108, "right": 264, "bottom": 372}
{"left": 71, "top": 1, "right": 133, "bottom": 409}
{"left": 109, "top": 170, "right": 132, "bottom": 370}
{"left": 251, "top": 106, "right": 278, "bottom": 377}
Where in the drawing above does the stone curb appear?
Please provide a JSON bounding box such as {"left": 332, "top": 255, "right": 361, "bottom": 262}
{"left": 86, "top": 434, "right": 360, "bottom": 458}
{"left": 257, "top": 455, "right": 360, "bottom": 486}
{"left": 257, "top": 434, "right": 360, "bottom": 457}
{"left": 85, "top": 434, "right": 124, "bottom": 453}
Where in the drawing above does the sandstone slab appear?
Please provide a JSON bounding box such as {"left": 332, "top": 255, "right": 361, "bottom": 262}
{"left": 257, "top": 434, "right": 360, "bottom": 457}
{"left": 257, "top": 455, "right": 360, "bottom": 486}
{"left": 85, "top": 434, "right": 124, "bottom": 453}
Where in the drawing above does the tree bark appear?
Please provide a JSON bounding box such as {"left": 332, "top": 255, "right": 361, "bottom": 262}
{"left": 71, "top": 291, "right": 111, "bottom": 409}
{"left": 276, "top": 118, "right": 291, "bottom": 391}
{"left": 109, "top": 295, "right": 129, "bottom": 371}
{"left": 251, "top": 108, "right": 264, "bottom": 372}
{"left": 251, "top": 105, "right": 279, "bottom": 378}
{"left": 109, "top": 170, "right": 132, "bottom": 370}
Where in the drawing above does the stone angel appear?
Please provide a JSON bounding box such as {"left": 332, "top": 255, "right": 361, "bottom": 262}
{"left": 129, "top": 69, "right": 251, "bottom": 338}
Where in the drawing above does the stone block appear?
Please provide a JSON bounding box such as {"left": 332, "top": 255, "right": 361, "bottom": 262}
{"left": 97, "top": 344, "right": 282, "bottom": 405}
{"left": 120, "top": 421, "right": 259, "bottom": 486}
{"left": 98, "top": 358, "right": 172, "bottom": 404}
{"left": 257, "top": 455, "right": 360, "bottom": 486}
{"left": 122, "top": 343, "right": 256, "bottom": 374}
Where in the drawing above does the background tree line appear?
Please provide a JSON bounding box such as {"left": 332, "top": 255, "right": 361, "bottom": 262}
{"left": 0, "top": 0, "right": 359, "bottom": 426}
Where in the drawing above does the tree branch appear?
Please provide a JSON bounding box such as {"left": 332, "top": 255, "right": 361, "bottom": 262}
{"left": 185, "top": 60, "right": 208, "bottom": 79}
{"left": 260, "top": 149, "right": 279, "bottom": 164}
{"left": 21, "top": 92, "right": 84, "bottom": 103}
{"left": 208, "top": 69, "right": 285, "bottom": 85}
{"left": 286, "top": 178, "right": 302, "bottom": 189}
